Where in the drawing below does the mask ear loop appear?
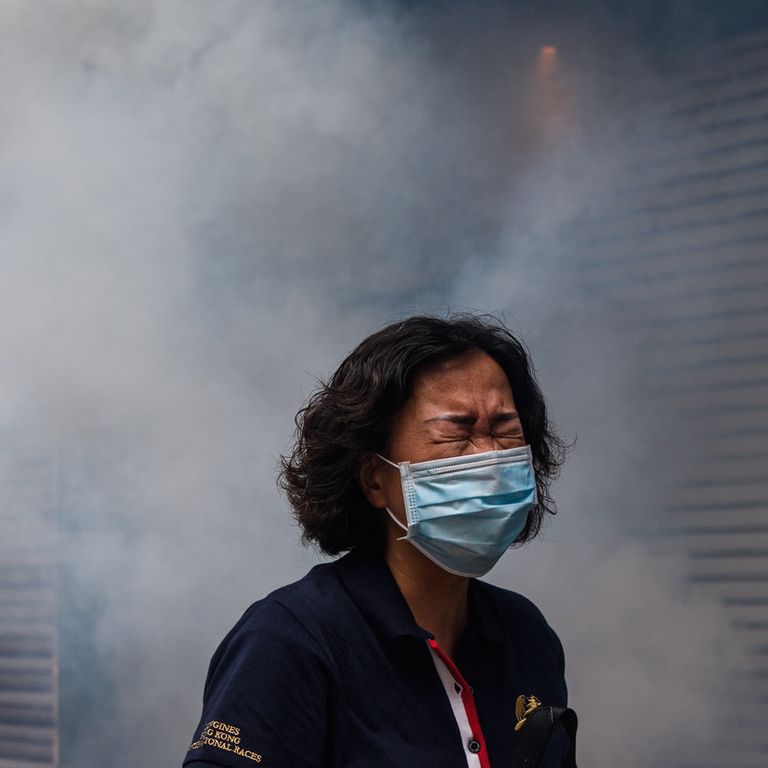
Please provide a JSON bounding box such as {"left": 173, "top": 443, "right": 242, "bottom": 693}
{"left": 375, "top": 454, "right": 409, "bottom": 541}
{"left": 384, "top": 506, "right": 409, "bottom": 541}
{"left": 375, "top": 453, "right": 399, "bottom": 469}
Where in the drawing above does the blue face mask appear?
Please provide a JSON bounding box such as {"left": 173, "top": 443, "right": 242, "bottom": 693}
{"left": 376, "top": 445, "right": 537, "bottom": 578}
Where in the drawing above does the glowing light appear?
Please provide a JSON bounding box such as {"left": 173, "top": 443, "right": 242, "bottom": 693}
{"left": 537, "top": 45, "right": 558, "bottom": 78}
{"left": 528, "top": 44, "right": 564, "bottom": 140}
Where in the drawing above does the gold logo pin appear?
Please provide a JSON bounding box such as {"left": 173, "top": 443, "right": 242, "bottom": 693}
{"left": 514, "top": 694, "right": 542, "bottom": 731}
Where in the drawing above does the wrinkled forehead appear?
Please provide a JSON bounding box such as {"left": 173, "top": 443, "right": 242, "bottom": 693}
{"left": 404, "top": 350, "right": 515, "bottom": 415}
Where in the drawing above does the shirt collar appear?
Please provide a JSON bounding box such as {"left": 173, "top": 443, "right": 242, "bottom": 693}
{"left": 335, "top": 548, "right": 506, "bottom": 646}
{"left": 467, "top": 578, "right": 506, "bottom": 645}
{"left": 335, "top": 548, "right": 432, "bottom": 643}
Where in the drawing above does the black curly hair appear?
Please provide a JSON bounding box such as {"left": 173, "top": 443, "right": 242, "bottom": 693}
{"left": 279, "top": 314, "right": 567, "bottom": 556}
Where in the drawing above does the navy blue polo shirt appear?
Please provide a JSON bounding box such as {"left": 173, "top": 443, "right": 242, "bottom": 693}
{"left": 184, "top": 548, "right": 569, "bottom": 768}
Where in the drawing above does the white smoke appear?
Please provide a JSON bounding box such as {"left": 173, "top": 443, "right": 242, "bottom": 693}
{"left": 0, "top": 1, "right": 748, "bottom": 766}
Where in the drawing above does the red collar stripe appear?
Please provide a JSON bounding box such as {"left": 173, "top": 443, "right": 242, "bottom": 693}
{"left": 428, "top": 638, "right": 492, "bottom": 768}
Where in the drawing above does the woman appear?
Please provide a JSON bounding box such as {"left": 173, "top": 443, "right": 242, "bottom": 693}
{"left": 184, "top": 314, "right": 572, "bottom": 768}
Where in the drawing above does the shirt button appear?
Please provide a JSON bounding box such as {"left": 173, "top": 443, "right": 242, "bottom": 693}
{"left": 468, "top": 739, "right": 481, "bottom": 754}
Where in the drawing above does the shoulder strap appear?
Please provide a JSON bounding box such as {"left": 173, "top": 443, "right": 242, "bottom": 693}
{"left": 506, "top": 706, "right": 578, "bottom": 768}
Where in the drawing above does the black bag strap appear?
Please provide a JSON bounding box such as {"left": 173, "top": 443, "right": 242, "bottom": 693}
{"left": 506, "top": 706, "right": 578, "bottom": 768}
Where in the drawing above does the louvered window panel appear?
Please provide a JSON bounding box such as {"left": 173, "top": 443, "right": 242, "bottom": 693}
{"left": 0, "top": 449, "right": 58, "bottom": 768}
{"left": 574, "top": 28, "right": 768, "bottom": 768}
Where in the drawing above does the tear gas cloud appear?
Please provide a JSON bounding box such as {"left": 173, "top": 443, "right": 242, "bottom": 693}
{"left": 0, "top": 1, "right": 748, "bottom": 766}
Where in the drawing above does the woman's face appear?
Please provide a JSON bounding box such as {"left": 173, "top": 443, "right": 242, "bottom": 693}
{"left": 359, "top": 349, "right": 526, "bottom": 525}
{"left": 388, "top": 349, "right": 524, "bottom": 462}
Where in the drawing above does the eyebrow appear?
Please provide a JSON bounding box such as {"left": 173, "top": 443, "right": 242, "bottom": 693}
{"left": 424, "top": 412, "right": 520, "bottom": 426}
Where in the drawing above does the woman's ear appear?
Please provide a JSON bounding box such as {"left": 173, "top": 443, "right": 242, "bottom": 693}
{"left": 357, "top": 454, "right": 389, "bottom": 508}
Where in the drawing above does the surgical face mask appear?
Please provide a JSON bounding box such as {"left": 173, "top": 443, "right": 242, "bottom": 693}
{"left": 376, "top": 445, "right": 537, "bottom": 578}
